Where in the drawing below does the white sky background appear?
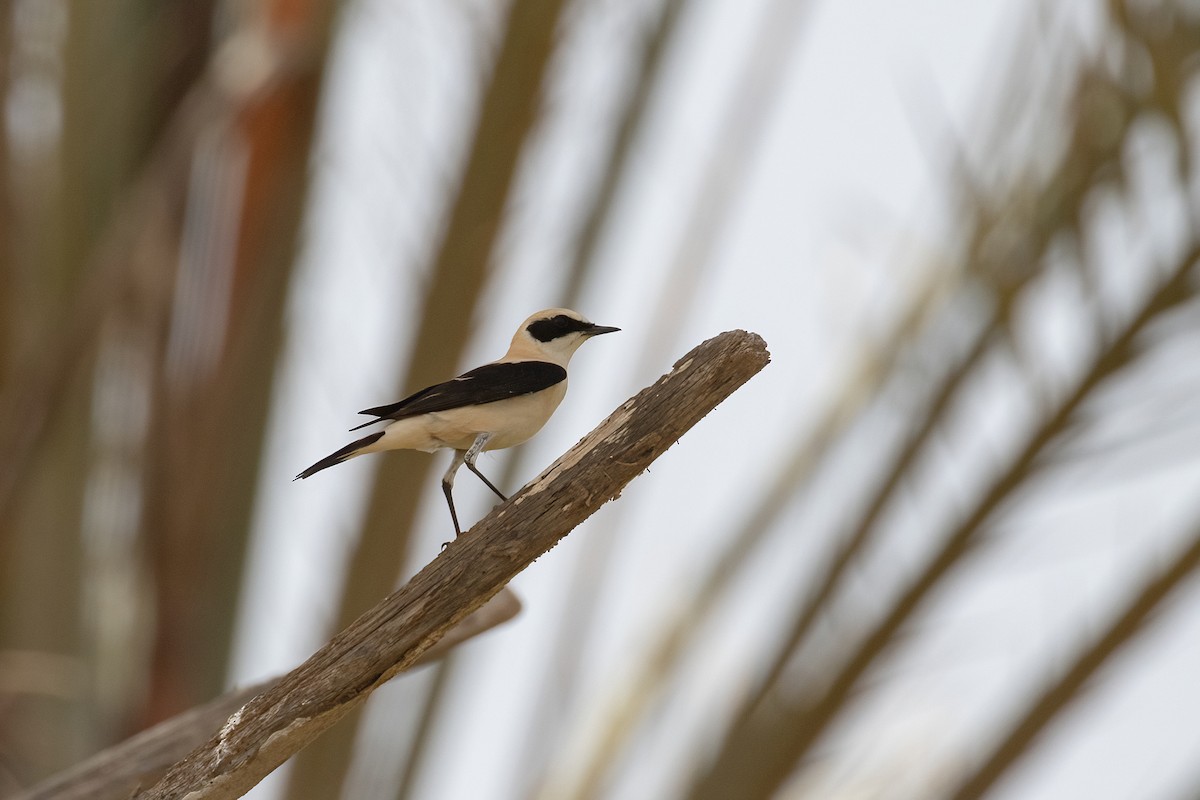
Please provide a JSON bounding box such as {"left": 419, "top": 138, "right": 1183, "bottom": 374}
{"left": 229, "top": 1, "right": 1200, "bottom": 799}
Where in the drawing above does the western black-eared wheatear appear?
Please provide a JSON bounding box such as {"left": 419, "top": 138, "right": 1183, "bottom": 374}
{"left": 296, "top": 308, "right": 619, "bottom": 537}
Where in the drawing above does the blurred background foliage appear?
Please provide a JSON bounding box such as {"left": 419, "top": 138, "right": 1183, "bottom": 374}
{"left": 4, "top": 0, "right": 1200, "bottom": 799}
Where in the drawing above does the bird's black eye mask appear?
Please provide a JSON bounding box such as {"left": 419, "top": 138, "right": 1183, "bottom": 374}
{"left": 527, "top": 314, "right": 593, "bottom": 342}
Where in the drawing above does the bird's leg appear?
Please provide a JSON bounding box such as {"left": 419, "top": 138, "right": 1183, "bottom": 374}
{"left": 441, "top": 450, "right": 467, "bottom": 541}
{"left": 464, "top": 432, "right": 507, "bottom": 501}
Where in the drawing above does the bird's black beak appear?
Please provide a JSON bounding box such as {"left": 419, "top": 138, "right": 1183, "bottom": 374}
{"left": 587, "top": 324, "right": 620, "bottom": 336}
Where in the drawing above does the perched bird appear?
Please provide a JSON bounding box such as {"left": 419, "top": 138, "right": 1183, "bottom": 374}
{"left": 296, "top": 308, "right": 619, "bottom": 537}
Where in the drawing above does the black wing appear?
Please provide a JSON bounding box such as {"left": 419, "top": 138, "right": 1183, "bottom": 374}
{"left": 349, "top": 360, "right": 567, "bottom": 431}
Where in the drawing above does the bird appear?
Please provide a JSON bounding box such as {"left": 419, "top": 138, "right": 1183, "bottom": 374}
{"left": 295, "top": 308, "right": 619, "bottom": 538}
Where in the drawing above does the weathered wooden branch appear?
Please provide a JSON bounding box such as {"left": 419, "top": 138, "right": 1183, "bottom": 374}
{"left": 30, "top": 330, "right": 769, "bottom": 800}
{"left": 15, "top": 590, "right": 523, "bottom": 800}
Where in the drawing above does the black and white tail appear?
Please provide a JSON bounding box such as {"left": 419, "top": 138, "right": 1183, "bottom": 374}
{"left": 294, "top": 431, "right": 385, "bottom": 480}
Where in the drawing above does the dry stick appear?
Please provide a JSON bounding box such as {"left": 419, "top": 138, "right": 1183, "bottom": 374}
{"left": 128, "top": 330, "right": 768, "bottom": 800}
{"left": 15, "top": 591, "right": 522, "bottom": 800}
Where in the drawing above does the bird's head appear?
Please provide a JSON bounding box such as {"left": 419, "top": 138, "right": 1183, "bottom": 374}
{"left": 507, "top": 308, "right": 620, "bottom": 365}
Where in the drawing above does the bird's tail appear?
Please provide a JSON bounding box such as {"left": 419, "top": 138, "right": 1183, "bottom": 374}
{"left": 294, "top": 431, "right": 386, "bottom": 480}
